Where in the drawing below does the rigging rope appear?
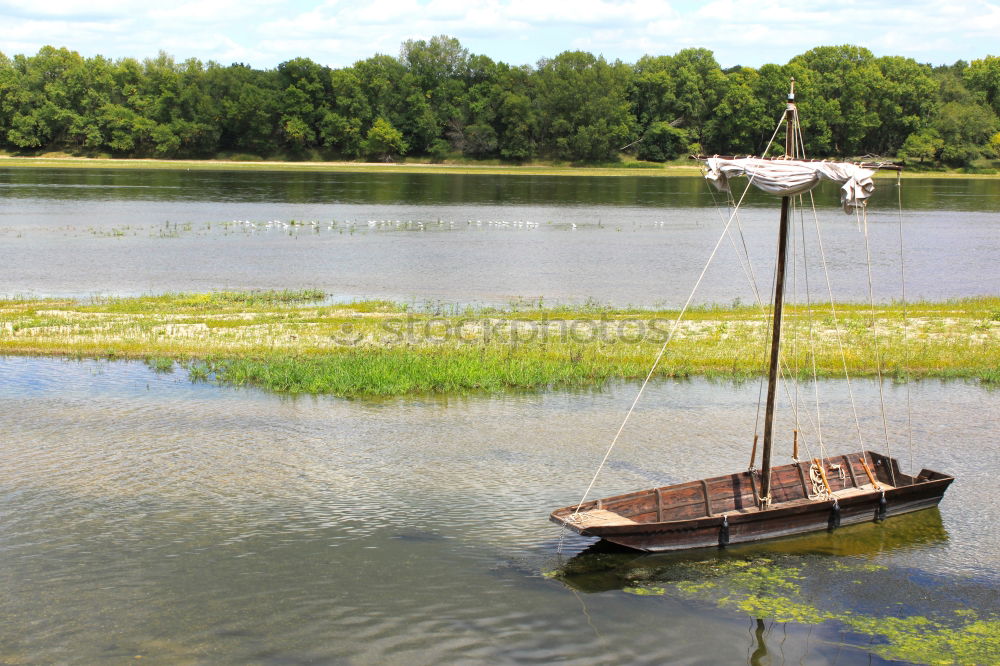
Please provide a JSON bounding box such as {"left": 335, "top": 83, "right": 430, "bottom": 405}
{"left": 701, "top": 170, "right": 770, "bottom": 469}
{"left": 859, "top": 204, "right": 898, "bottom": 487}
{"left": 797, "top": 194, "right": 827, "bottom": 462}
{"left": 703, "top": 107, "right": 828, "bottom": 470}
{"left": 791, "top": 192, "right": 802, "bottom": 456}
{"left": 897, "top": 172, "right": 916, "bottom": 484}
{"left": 571, "top": 110, "right": 790, "bottom": 514}
{"left": 571, "top": 103, "right": 902, "bottom": 511}
{"left": 807, "top": 189, "right": 868, "bottom": 457}
{"left": 704, "top": 187, "right": 824, "bottom": 472}
{"left": 790, "top": 119, "right": 827, "bottom": 465}
{"left": 570, "top": 196, "right": 749, "bottom": 516}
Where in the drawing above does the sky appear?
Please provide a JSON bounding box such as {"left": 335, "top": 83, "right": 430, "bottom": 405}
{"left": 1, "top": 0, "right": 997, "bottom": 70}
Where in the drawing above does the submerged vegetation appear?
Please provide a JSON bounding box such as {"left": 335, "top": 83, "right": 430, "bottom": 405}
{"left": 1, "top": 292, "right": 997, "bottom": 396}
{"left": 0, "top": 40, "right": 998, "bottom": 169}
{"left": 613, "top": 556, "right": 999, "bottom": 665}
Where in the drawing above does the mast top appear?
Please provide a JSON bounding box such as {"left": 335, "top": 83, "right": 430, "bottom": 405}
{"left": 788, "top": 78, "right": 795, "bottom": 102}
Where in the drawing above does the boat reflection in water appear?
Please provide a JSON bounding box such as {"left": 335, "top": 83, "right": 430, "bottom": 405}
{"left": 553, "top": 507, "right": 948, "bottom": 594}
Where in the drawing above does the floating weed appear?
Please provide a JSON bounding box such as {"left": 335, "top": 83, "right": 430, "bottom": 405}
{"left": 185, "top": 362, "right": 212, "bottom": 382}
{"left": 732, "top": 594, "right": 833, "bottom": 624}
{"left": 675, "top": 580, "right": 717, "bottom": 595}
{"left": 653, "top": 556, "right": 1000, "bottom": 665}
{"left": 843, "top": 612, "right": 1000, "bottom": 665}
{"left": 145, "top": 356, "right": 174, "bottom": 373}
{"left": 623, "top": 586, "right": 666, "bottom": 596}
{"left": 828, "top": 561, "right": 888, "bottom": 573}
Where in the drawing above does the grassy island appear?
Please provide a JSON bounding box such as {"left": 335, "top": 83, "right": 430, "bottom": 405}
{"left": 1, "top": 291, "right": 997, "bottom": 396}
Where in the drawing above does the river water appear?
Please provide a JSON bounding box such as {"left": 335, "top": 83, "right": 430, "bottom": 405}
{"left": 1, "top": 357, "right": 997, "bottom": 664}
{"left": 1, "top": 168, "right": 998, "bottom": 305}
{"left": 1, "top": 168, "right": 999, "bottom": 664}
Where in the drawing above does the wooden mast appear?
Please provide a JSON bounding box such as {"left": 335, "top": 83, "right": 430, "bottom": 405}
{"left": 759, "top": 80, "right": 797, "bottom": 507}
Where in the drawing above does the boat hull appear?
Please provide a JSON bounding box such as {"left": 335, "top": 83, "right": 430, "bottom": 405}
{"left": 550, "top": 452, "right": 953, "bottom": 552}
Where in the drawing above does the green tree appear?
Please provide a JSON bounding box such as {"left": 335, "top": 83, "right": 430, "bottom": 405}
{"left": 965, "top": 55, "right": 1000, "bottom": 115}
{"left": 932, "top": 100, "right": 998, "bottom": 166}
{"left": 353, "top": 55, "right": 409, "bottom": 126}
{"left": 4, "top": 46, "right": 91, "bottom": 149}
{"left": 789, "top": 45, "right": 882, "bottom": 155}
{"left": 495, "top": 67, "right": 538, "bottom": 161}
{"left": 167, "top": 57, "right": 221, "bottom": 155}
{"left": 203, "top": 62, "right": 279, "bottom": 156}
{"left": 631, "top": 50, "right": 728, "bottom": 153}
{"left": 318, "top": 111, "right": 363, "bottom": 157}
{"left": 636, "top": 121, "right": 689, "bottom": 161}
{"left": 632, "top": 55, "right": 677, "bottom": 129}
{"left": 462, "top": 123, "right": 498, "bottom": 156}
{"left": 990, "top": 131, "right": 1000, "bottom": 158}
{"left": 870, "top": 56, "right": 936, "bottom": 155}
{"left": 362, "top": 116, "right": 407, "bottom": 160}
{"left": 667, "top": 48, "right": 728, "bottom": 148}
{"left": 326, "top": 67, "right": 371, "bottom": 156}
{"left": 899, "top": 129, "right": 943, "bottom": 163}
{"left": 400, "top": 35, "right": 469, "bottom": 137}
{"left": 535, "top": 51, "right": 635, "bottom": 161}
{"left": 275, "top": 57, "right": 331, "bottom": 152}
{"left": 705, "top": 66, "right": 767, "bottom": 154}
{"left": 1, "top": 40, "right": 993, "bottom": 166}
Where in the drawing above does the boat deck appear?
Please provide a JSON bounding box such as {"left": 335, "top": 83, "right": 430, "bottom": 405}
{"left": 568, "top": 482, "right": 893, "bottom": 527}
{"left": 565, "top": 509, "right": 637, "bottom": 529}
{"left": 721, "top": 482, "right": 891, "bottom": 516}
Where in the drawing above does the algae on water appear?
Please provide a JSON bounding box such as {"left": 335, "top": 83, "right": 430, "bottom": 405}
{"left": 613, "top": 556, "right": 999, "bottom": 665}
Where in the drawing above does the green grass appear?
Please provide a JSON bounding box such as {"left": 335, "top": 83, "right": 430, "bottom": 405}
{"left": 0, "top": 155, "right": 702, "bottom": 177}
{"left": 85, "top": 289, "right": 328, "bottom": 313}
{"left": 1, "top": 293, "right": 997, "bottom": 396}
{"left": 145, "top": 356, "right": 175, "bottom": 373}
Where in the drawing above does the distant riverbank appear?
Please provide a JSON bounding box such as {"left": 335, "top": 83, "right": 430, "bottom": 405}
{"left": 0, "top": 154, "right": 699, "bottom": 177}
{"left": 2, "top": 154, "right": 997, "bottom": 179}
{"left": 2, "top": 291, "right": 997, "bottom": 396}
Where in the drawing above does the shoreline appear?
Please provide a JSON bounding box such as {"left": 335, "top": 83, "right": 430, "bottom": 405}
{"left": 2, "top": 292, "right": 997, "bottom": 396}
{"left": 0, "top": 155, "right": 699, "bottom": 178}
{"left": 1, "top": 155, "right": 996, "bottom": 179}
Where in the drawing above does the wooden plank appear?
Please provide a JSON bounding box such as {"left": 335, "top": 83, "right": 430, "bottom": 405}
{"left": 572, "top": 509, "right": 637, "bottom": 528}
{"left": 701, "top": 479, "right": 713, "bottom": 516}
{"left": 796, "top": 462, "right": 811, "bottom": 497}
{"left": 842, "top": 454, "right": 859, "bottom": 487}
{"left": 748, "top": 471, "right": 760, "bottom": 507}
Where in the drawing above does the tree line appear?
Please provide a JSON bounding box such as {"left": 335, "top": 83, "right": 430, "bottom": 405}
{"left": 1, "top": 38, "right": 998, "bottom": 167}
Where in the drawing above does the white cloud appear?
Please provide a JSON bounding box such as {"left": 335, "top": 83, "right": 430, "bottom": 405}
{"left": 148, "top": 0, "right": 268, "bottom": 23}
{"left": 0, "top": 0, "right": 140, "bottom": 19}
{"left": 0, "top": 0, "right": 996, "bottom": 68}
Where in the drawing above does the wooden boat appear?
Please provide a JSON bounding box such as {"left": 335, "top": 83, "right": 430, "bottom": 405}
{"left": 550, "top": 81, "right": 954, "bottom": 551}
{"left": 551, "top": 451, "right": 953, "bottom": 551}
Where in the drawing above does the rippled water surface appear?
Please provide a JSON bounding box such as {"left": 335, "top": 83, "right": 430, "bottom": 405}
{"left": 2, "top": 168, "right": 998, "bottom": 663}
{"left": 1, "top": 357, "right": 997, "bottom": 664}
{"left": 1, "top": 168, "right": 998, "bottom": 304}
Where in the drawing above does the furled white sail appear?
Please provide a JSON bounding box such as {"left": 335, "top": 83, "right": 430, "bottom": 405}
{"left": 703, "top": 158, "right": 875, "bottom": 213}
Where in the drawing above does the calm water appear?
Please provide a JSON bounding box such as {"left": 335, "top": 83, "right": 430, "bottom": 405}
{"left": 1, "top": 356, "right": 997, "bottom": 664}
{"left": 1, "top": 168, "right": 998, "bottom": 305}
{"left": 2, "top": 169, "right": 998, "bottom": 663}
